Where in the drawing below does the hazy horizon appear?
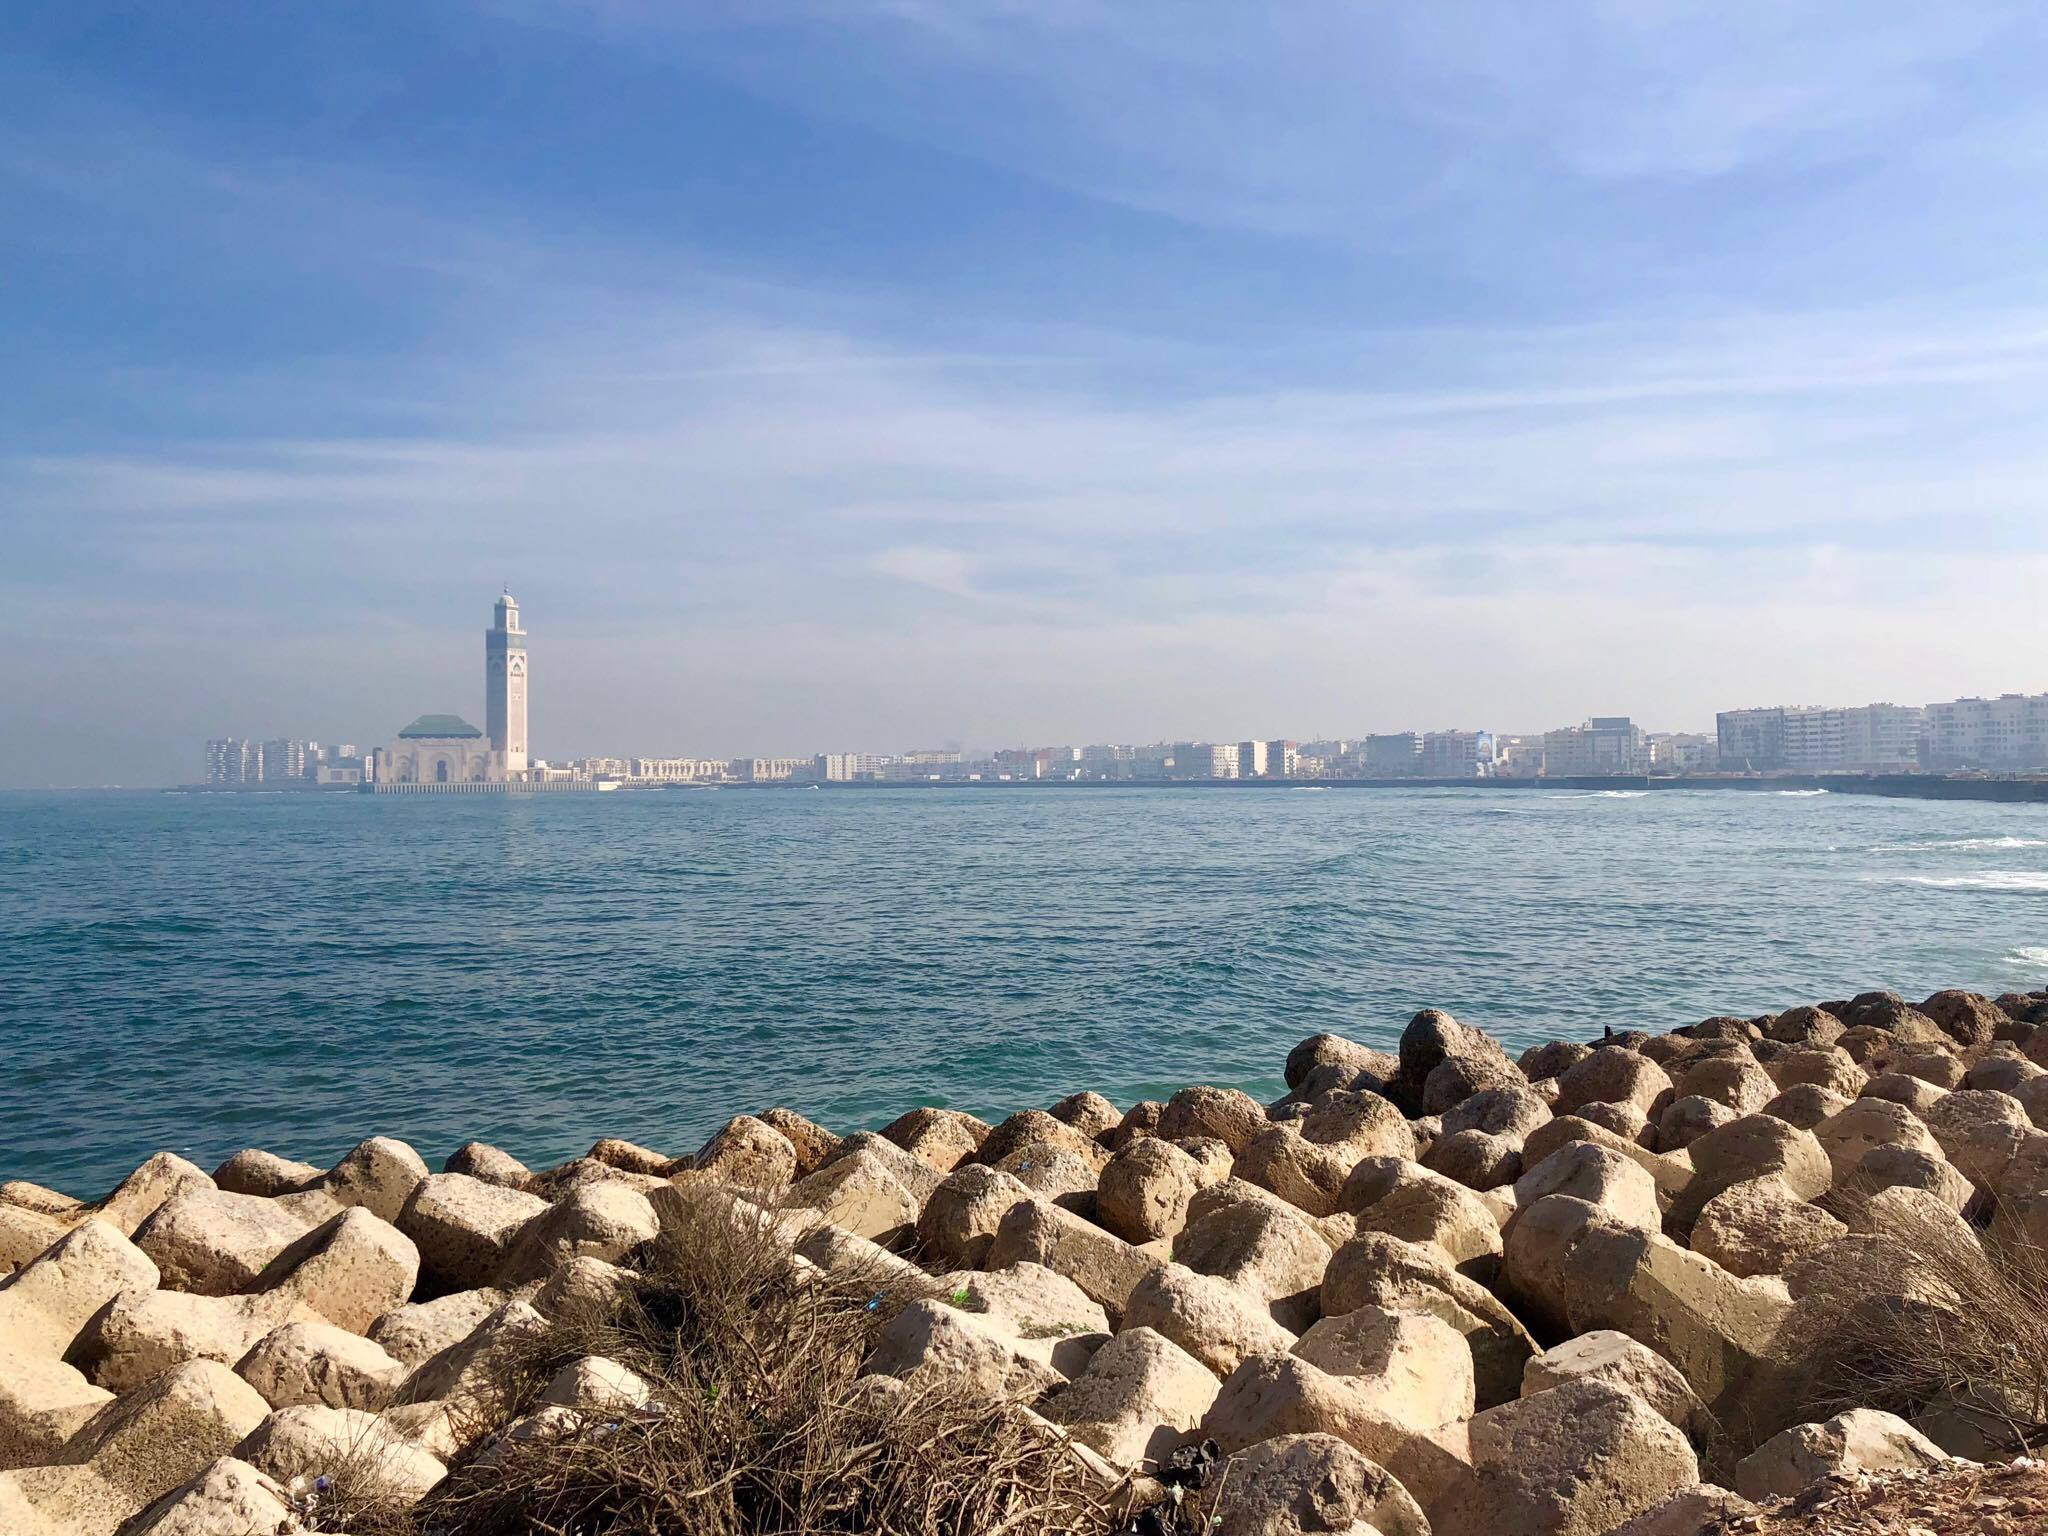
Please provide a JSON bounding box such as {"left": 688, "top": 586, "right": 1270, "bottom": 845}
{"left": 8, "top": 5, "right": 2048, "bottom": 788}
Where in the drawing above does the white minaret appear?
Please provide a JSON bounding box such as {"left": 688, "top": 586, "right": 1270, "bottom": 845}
{"left": 485, "top": 590, "right": 528, "bottom": 774}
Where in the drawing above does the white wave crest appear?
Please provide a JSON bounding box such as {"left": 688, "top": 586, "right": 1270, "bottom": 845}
{"left": 1557, "top": 790, "right": 1649, "bottom": 799}
{"left": 1774, "top": 788, "right": 1829, "bottom": 797}
{"left": 1869, "top": 836, "right": 2048, "bottom": 853}
{"left": 2011, "top": 946, "right": 2048, "bottom": 970}
{"left": 1896, "top": 870, "right": 2048, "bottom": 892}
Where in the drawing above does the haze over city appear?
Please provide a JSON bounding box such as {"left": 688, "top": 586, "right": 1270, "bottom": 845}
{"left": 8, "top": 4, "right": 2048, "bottom": 787}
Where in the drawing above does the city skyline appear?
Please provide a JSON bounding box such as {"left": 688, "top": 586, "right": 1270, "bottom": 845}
{"left": 9, "top": 7, "right": 2048, "bottom": 787}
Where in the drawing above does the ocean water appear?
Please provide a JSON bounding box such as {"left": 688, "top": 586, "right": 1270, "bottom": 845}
{"left": 2, "top": 785, "right": 2045, "bottom": 1196}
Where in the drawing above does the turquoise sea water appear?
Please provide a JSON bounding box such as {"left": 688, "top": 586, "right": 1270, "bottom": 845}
{"left": 3, "top": 786, "right": 2046, "bottom": 1196}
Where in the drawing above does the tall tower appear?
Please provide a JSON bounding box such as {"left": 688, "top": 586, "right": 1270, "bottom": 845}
{"left": 485, "top": 590, "right": 528, "bottom": 773}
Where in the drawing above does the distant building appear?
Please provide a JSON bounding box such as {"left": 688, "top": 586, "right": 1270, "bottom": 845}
{"left": 1492, "top": 735, "right": 1544, "bottom": 777}
{"left": 378, "top": 591, "right": 540, "bottom": 785}
{"left": 1079, "top": 744, "right": 1134, "bottom": 779}
{"left": 1364, "top": 734, "right": 1423, "bottom": 776}
{"left": 732, "top": 757, "right": 810, "bottom": 782}
{"left": 205, "top": 737, "right": 252, "bottom": 785}
{"left": 258, "top": 739, "right": 307, "bottom": 781}
{"left": 1421, "top": 730, "right": 1494, "bottom": 778}
{"left": 1922, "top": 693, "right": 2048, "bottom": 771}
{"left": 1544, "top": 717, "right": 1647, "bottom": 775}
{"left": 1266, "top": 740, "right": 1299, "bottom": 778}
{"left": 1237, "top": 740, "right": 1269, "bottom": 778}
{"left": 1648, "top": 732, "right": 1717, "bottom": 772}
{"left": 1716, "top": 703, "right": 1924, "bottom": 772}
{"left": 633, "top": 757, "right": 724, "bottom": 781}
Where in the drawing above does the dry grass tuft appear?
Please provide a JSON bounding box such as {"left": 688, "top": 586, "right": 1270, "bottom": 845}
{"left": 1779, "top": 1190, "right": 2048, "bottom": 1454}
{"left": 354, "top": 1188, "right": 1130, "bottom": 1536}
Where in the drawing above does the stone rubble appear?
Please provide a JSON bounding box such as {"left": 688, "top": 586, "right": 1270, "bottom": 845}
{"left": 0, "top": 984, "right": 2040, "bottom": 1534}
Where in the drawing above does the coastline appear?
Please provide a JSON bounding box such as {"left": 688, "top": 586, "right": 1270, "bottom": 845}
{"left": 5, "top": 983, "right": 2047, "bottom": 1533}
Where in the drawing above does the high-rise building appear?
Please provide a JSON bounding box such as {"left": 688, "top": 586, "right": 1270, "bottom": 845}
{"left": 1237, "top": 740, "right": 1269, "bottom": 778}
{"left": 485, "top": 590, "right": 529, "bottom": 774}
{"left": 1922, "top": 693, "right": 2048, "bottom": 770}
{"left": 1364, "top": 734, "right": 1423, "bottom": 775}
{"left": 1420, "top": 730, "right": 1493, "bottom": 777}
{"left": 1716, "top": 703, "right": 1925, "bottom": 772}
{"left": 206, "top": 737, "right": 252, "bottom": 785}
{"left": 1544, "top": 717, "right": 1647, "bottom": 775}
{"left": 1265, "top": 740, "right": 1299, "bottom": 778}
{"left": 258, "top": 739, "right": 307, "bottom": 781}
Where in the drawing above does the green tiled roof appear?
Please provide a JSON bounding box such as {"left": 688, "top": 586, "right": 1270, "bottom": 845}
{"left": 398, "top": 714, "right": 483, "bottom": 739}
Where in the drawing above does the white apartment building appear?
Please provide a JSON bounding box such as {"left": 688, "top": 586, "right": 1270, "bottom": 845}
{"left": 1716, "top": 703, "right": 1923, "bottom": 772}
{"left": 1267, "top": 740, "right": 1299, "bottom": 778}
{"left": 1421, "top": 730, "right": 1493, "bottom": 778}
{"left": 1543, "top": 717, "right": 1647, "bottom": 775}
{"left": 1922, "top": 693, "right": 2048, "bottom": 770}
{"left": 1236, "top": 740, "right": 1270, "bottom": 778}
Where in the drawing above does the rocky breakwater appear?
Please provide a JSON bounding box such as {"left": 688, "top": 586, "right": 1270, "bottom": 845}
{"left": 1, "top": 984, "right": 2047, "bottom": 1534}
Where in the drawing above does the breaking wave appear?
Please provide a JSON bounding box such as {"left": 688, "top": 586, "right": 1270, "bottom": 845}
{"left": 1895, "top": 871, "right": 2048, "bottom": 892}
{"left": 1775, "top": 789, "right": 1830, "bottom": 797}
{"left": 1869, "top": 836, "right": 2048, "bottom": 853}
{"left": 2010, "top": 946, "right": 2048, "bottom": 970}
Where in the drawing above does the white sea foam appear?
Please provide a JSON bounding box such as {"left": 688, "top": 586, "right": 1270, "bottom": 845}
{"left": 1895, "top": 871, "right": 2048, "bottom": 892}
{"left": 2011, "top": 946, "right": 2048, "bottom": 970}
{"left": 1293, "top": 785, "right": 1330, "bottom": 792}
{"left": 1869, "top": 836, "right": 2048, "bottom": 853}
{"left": 1774, "top": 788, "right": 1829, "bottom": 797}
{"left": 1558, "top": 790, "right": 1648, "bottom": 799}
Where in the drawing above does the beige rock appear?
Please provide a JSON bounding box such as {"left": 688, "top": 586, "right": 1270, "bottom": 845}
{"left": 0, "top": 1350, "right": 113, "bottom": 1470}
{"left": 869, "top": 1299, "right": 1064, "bottom": 1400}
{"left": 1293, "top": 1304, "right": 1473, "bottom": 1429}
{"left": 93, "top": 1156, "right": 215, "bottom": 1239}
{"left": 694, "top": 1115, "right": 799, "bottom": 1188}
{"left": 1814, "top": 1097, "right": 1942, "bottom": 1184}
{"left": 1288, "top": 1033, "right": 1401, "bottom": 1090}
{"left": 1844, "top": 1143, "right": 1973, "bottom": 1209}
{"left": 938, "top": 1262, "right": 1109, "bottom": 1347}
{"left": 1658, "top": 1096, "right": 1736, "bottom": 1151}
{"left": 533, "top": 1255, "right": 639, "bottom": 1318}
{"left": 209, "top": 1150, "right": 320, "bottom": 1200}
{"left": 235, "top": 1320, "right": 405, "bottom": 1411}
{"left": 788, "top": 1222, "right": 931, "bottom": 1300}
{"left": 245, "top": 1207, "right": 418, "bottom": 1335}
{"left": 540, "top": 1354, "right": 654, "bottom": 1412}
{"left": 818, "top": 1131, "right": 945, "bottom": 1204}
{"left": 1048, "top": 1091, "right": 1123, "bottom": 1140}
{"left": 1858, "top": 1073, "right": 1952, "bottom": 1118}
{"left": 581, "top": 1136, "right": 669, "bottom": 1177}
{"left": 1889, "top": 1048, "right": 1966, "bottom": 1090}
{"left": 1321, "top": 1230, "right": 1536, "bottom": 1410}
{"left": 1574, "top": 1099, "right": 1655, "bottom": 1147}
{"left": 0, "top": 1221, "right": 161, "bottom": 1357}
{"left": 1759, "top": 1084, "right": 1852, "bottom": 1130}
{"left": 754, "top": 1107, "right": 840, "bottom": 1177}
{"left": 784, "top": 1147, "right": 920, "bottom": 1241}
{"left": 976, "top": 1111, "right": 1110, "bottom": 1172}
{"left": 1234, "top": 1129, "right": 1358, "bottom": 1217}
{"left": 1434, "top": 1378, "right": 1700, "bottom": 1536}
{"left": 878, "top": 1107, "right": 990, "bottom": 1173}
{"left": 69, "top": 1288, "right": 325, "bottom": 1395}
{"left": 915, "top": 1165, "right": 1036, "bottom": 1270}
{"left": 1521, "top": 1329, "right": 1712, "bottom": 1449}
{"left": 1608, "top": 1485, "right": 1757, "bottom": 1536}
{"left": 1104, "top": 1100, "right": 1167, "bottom": 1152}
{"left": 1173, "top": 1200, "right": 1328, "bottom": 1332}
{"left": 986, "top": 1199, "right": 1156, "bottom": 1318}
{"left": 1098, "top": 1138, "right": 1206, "bottom": 1244}
{"left": 1767, "top": 1047, "right": 1866, "bottom": 1100}
{"left": 1922, "top": 1089, "right": 2033, "bottom": 1192}
{"left": 235, "top": 1404, "right": 446, "bottom": 1505}
{"left": 365, "top": 1287, "right": 508, "bottom": 1369}
{"left": 1689, "top": 1177, "right": 1846, "bottom": 1279}
{"left": 1, "top": 1182, "right": 85, "bottom": 1219}
{"left": 1438, "top": 1086, "right": 1552, "bottom": 1145}
{"left": 0, "top": 1207, "right": 74, "bottom": 1274}
{"left": 1676, "top": 1057, "right": 1775, "bottom": 1115}
{"left": 116, "top": 1455, "right": 303, "bottom": 1536}
{"left": 1513, "top": 1141, "right": 1661, "bottom": 1231}
{"left": 496, "top": 1180, "right": 658, "bottom": 1285}
{"left": 1767, "top": 1006, "right": 1846, "bottom": 1048}
{"left": 61, "top": 1359, "right": 272, "bottom": 1508}
{"left": 1121, "top": 1262, "right": 1298, "bottom": 1378}
{"left": 1351, "top": 1168, "right": 1503, "bottom": 1277}
{"left": 992, "top": 1141, "right": 1102, "bottom": 1214}
{"left": 1556, "top": 1048, "right": 1673, "bottom": 1117}
{"left": 1519, "top": 1117, "right": 1694, "bottom": 1202}
{"left": 1042, "top": 1326, "right": 1218, "bottom": 1467}
{"left": 396, "top": 1173, "right": 550, "bottom": 1294}
{"left": 1734, "top": 1408, "right": 1948, "bottom": 1500}
{"left": 132, "top": 1189, "right": 313, "bottom": 1297}
{"left": 443, "top": 1141, "right": 534, "bottom": 1190}
{"left": 1157, "top": 1087, "right": 1272, "bottom": 1155}
{"left": 1504, "top": 1196, "right": 1790, "bottom": 1416}
{"left": 1670, "top": 1114, "right": 1830, "bottom": 1230}
{"left": 314, "top": 1138, "right": 430, "bottom": 1226}
{"left": 1519, "top": 1039, "right": 1595, "bottom": 1082}
{"left": 1208, "top": 1432, "right": 1429, "bottom": 1536}
{"left": 396, "top": 1298, "right": 549, "bottom": 1410}
{"left": 1423, "top": 1051, "right": 1527, "bottom": 1115}
{"left": 1423, "top": 1127, "right": 1523, "bottom": 1190}
{"left": 1921, "top": 989, "right": 2004, "bottom": 1049}
{"left": 1199, "top": 1352, "right": 1473, "bottom": 1508}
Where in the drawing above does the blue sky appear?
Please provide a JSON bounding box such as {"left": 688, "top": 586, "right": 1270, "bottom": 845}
{"left": 5, "top": 2, "right": 2048, "bottom": 784}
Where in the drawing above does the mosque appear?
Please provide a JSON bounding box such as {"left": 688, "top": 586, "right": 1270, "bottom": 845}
{"left": 373, "top": 592, "right": 558, "bottom": 790}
